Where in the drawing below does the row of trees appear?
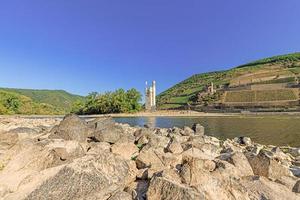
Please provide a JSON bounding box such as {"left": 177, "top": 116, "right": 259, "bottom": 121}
{"left": 71, "top": 88, "right": 142, "bottom": 115}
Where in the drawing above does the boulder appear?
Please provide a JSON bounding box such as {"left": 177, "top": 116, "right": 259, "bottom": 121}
{"left": 4, "top": 153, "right": 137, "bottom": 200}
{"left": 171, "top": 127, "right": 183, "bottom": 135}
{"left": 85, "top": 142, "right": 111, "bottom": 155}
{"left": 166, "top": 140, "right": 183, "bottom": 154}
{"left": 135, "top": 148, "right": 165, "bottom": 170}
{"left": 182, "top": 126, "right": 194, "bottom": 136}
{"left": 288, "top": 148, "right": 300, "bottom": 157}
{"left": 293, "top": 180, "right": 300, "bottom": 193}
{"left": 246, "top": 151, "right": 291, "bottom": 180}
{"left": 48, "top": 114, "right": 92, "bottom": 142}
{"left": 146, "top": 134, "right": 170, "bottom": 149}
{"left": 125, "top": 180, "right": 149, "bottom": 200}
{"left": 0, "top": 139, "right": 85, "bottom": 193}
{"left": 233, "top": 136, "right": 252, "bottom": 146}
{"left": 218, "top": 152, "right": 253, "bottom": 177}
{"left": 134, "top": 128, "right": 154, "bottom": 142}
{"left": 108, "top": 191, "right": 132, "bottom": 200}
{"left": 181, "top": 136, "right": 205, "bottom": 151}
{"left": 180, "top": 156, "right": 216, "bottom": 185}
{"left": 0, "top": 130, "right": 19, "bottom": 152}
{"left": 147, "top": 176, "right": 204, "bottom": 200}
{"left": 112, "top": 142, "right": 139, "bottom": 160}
{"left": 240, "top": 176, "right": 300, "bottom": 200}
{"left": 192, "top": 123, "right": 204, "bottom": 136}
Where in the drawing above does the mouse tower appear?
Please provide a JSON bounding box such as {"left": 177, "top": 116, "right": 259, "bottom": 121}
{"left": 145, "top": 80, "right": 156, "bottom": 111}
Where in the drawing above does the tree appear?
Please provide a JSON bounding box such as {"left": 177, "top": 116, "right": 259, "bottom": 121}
{"left": 4, "top": 97, "right": 20, "bottom": 112}
{"left": 71, "top": 88, "right": 142, "bottom": 115}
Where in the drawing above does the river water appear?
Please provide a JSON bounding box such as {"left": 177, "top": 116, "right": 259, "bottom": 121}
{"left": 114, "top": 116, "right": 300, "bottom": 147}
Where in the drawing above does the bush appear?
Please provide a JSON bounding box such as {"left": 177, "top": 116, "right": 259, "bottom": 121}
{"left": 72, "top": 88, "right": 142, "bottom": 115}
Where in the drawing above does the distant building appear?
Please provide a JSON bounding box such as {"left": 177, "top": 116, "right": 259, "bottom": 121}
{"left": 207, "top": 82, "right": 215, "bottom": 94}
{"left": 145, "top": 81, "right": 156, "bottom": 111}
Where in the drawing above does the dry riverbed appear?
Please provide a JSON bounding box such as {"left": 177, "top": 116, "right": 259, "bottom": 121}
{"left": 0, "top": 115, "right": 300, "bottom": 199}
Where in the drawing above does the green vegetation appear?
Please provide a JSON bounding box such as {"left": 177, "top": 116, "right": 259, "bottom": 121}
{"left": 237, "top": 52, "right": 300, "bottom": 68}
{"left": 71, "top": 88, "right": 142, "bottom": 115}
{"left": 0, "top": 88, "right": 84, "bottom": 113}
{"left": 157, "top": 52, "right": 300, "bottom": 109}
{"left": 225, "top": 91, "right": 255, "bottom": 103}
{"left": 224, "top": 89, "right": 297, "bottom": 103}
{"left": 256, "top": 90, "right": 297, "bottom": 101}
{"left": 0, "top": 90, "right": 61, "bottom": 115}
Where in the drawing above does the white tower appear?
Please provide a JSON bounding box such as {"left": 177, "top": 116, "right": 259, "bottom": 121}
{"left": 145, "top": 80, "right": 156, "bottom": 111}
{"left": 152, "top": 80, "right": 156, "bottom": 109}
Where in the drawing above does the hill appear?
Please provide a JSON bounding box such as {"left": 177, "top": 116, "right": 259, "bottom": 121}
{"left": 157, "top": 52, "right": 300, "bottom": 111}
{"left": 0, "top": 88, "right": 84, "bottom": 114}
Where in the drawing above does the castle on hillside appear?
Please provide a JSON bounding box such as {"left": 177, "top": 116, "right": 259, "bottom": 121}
{"left": 145, "top": 81, "right": 156, "bottom": 111}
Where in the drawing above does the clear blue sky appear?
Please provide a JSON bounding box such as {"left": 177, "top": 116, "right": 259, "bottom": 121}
{"left": 0, "top": 0, "right": 299, "bottom": 96}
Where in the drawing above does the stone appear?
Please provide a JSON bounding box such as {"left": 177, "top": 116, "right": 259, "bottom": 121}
{"left": 180, "top": 156, "right": 216, "bottom": 185}
{"left": 293, "top": 180, "right": 300, "bottom": 193}
{"left": 161, "top": 152, "right": 182, "bottom": 168}
{"left": 134, "top": 128, "right": 154, "bottom": 142}
{"left": 192, "top": 123, "right": 204, "bottom": 136}
{"left": 147, "top": 177, "right": 204, "bottom": 200}
{"left": 112, "top": 142, "right": 139, "bottom": 160}
{"left": 136, "top": 168, "right": 148, "bottom": 180}
{"left": 182, "top": 126, "right": 194, "bottom": 136}
{"left": 171, "top": 134, "right": 189, "bottom": 144}
{"left": 219, "top": 152, "right": 254, "bottom": 177}
{"left": 4, "top": 153, "right": 137, "bottom": 200}
{"left": 48, "top": 114, "right": 92, "bottom": 142}
{"left": 137, "top": 135, "right": 149, "bottom": 145}
{"left": 0, "top": 130, "right": 19, "bottom": 151}
{"left": 246, "top": 151, "right": 291, "bottom": 180}
{"left": 240, "top": 176, "right": 300, "bottom": 200}
{"left": 108, "top": 191, "right": 132, "bottom": 200}
{"left": 135, "top": 148, "right": 165, "bottom": 170}
{"left": 171, "top": 127, "right": 183, "bottom": 135}
{"left": 89, "top": 117, "right": 129, "bottom": 144}
{"left": 161, "top": 168, "right": 182, "bottom": 184}
{"left": 44, "top": 140, "right": 85, "bottom": 163}
{"left": 125, "top": 180, "right": 149, "bottom": 200}
{"left": 290, "top": 166, "right": 300, "bottom": 177}
{"left": 146, "top": 134, "right": 170, "bottom": 149}
{"left": 181, "top": 136, "right": 205, "bottom": 151}
{"left": 167, "top": 140, "right": 183, "bottom": 154}
{"left": 203, "top": 135, "right": 220, "bottom": 147}
{"left": 86, "top": 142, "right": 111, "bottom": 155}
{"left": 289, "top": 148, "right": 300, "bottom": 157}
{"left": 233, "top": 136, "right": 252, "bottom": 146}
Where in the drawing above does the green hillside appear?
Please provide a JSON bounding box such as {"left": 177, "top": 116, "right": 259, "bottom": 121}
{"left": 0, "top": 88, "right": 84, "bottom": 114}
{"left": 157, "top": 52, "right": 300, "bottom": 109}
{"left": 0, "top": 90, "right": 63, "bottom": 115}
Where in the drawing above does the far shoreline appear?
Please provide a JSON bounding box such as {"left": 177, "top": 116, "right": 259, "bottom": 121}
{"left": 2, "top": 110, "right": 300, "bottom": 118}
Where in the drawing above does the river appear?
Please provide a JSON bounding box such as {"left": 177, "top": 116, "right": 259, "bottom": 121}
{"left": 114, "top": 116, "right": 300, "bottom": 147}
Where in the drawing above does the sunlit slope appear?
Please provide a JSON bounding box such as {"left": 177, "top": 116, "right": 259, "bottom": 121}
{"left": 157, "top": 52, "right": 300, "bottom": 109}
{"left": 0, "top": 88, "right": 84, "bottom": 114}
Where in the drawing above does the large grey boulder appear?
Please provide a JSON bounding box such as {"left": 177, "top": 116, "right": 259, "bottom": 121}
{"left": 192, "top": 123, "right": 204, "bottom": 136}
{"left": 92, "top": 118, "right": 130, "bottom": 144}
{"left": 49, "top": 114, "right": 92, "bottom": 142}
{"left": 135, "top": 147, "right": 165, "bottom": 170}
{"left": 218, "top": 152, "right": 254, "bottom": 177}
{"left": 246, "top": 151, "right": 291, "bottom": 180}
{"left": 4, "top": 153, "right": 137, "bottom": 200}
{"left": 293, "top": 180, "right": 300, "bottom": 193}
{"left": 111, "top": 141, "right": 139, "bottom": 160}
{"left": 147, "top": 176, "right": 204, "bottom": 200}
{"left": 166, "top": 139, "right": 183, "bottom": 154}
{"left": 0, "top": 139, "right": 85, "bottom": 193}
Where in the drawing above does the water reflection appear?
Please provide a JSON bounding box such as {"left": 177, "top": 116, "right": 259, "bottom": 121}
{"left": 114, "top": 116, "right": 300, "bottom": 147}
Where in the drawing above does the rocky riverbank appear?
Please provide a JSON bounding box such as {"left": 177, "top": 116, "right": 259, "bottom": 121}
{"left": 0, "top": 115, "right": 300, "bottom": 199}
